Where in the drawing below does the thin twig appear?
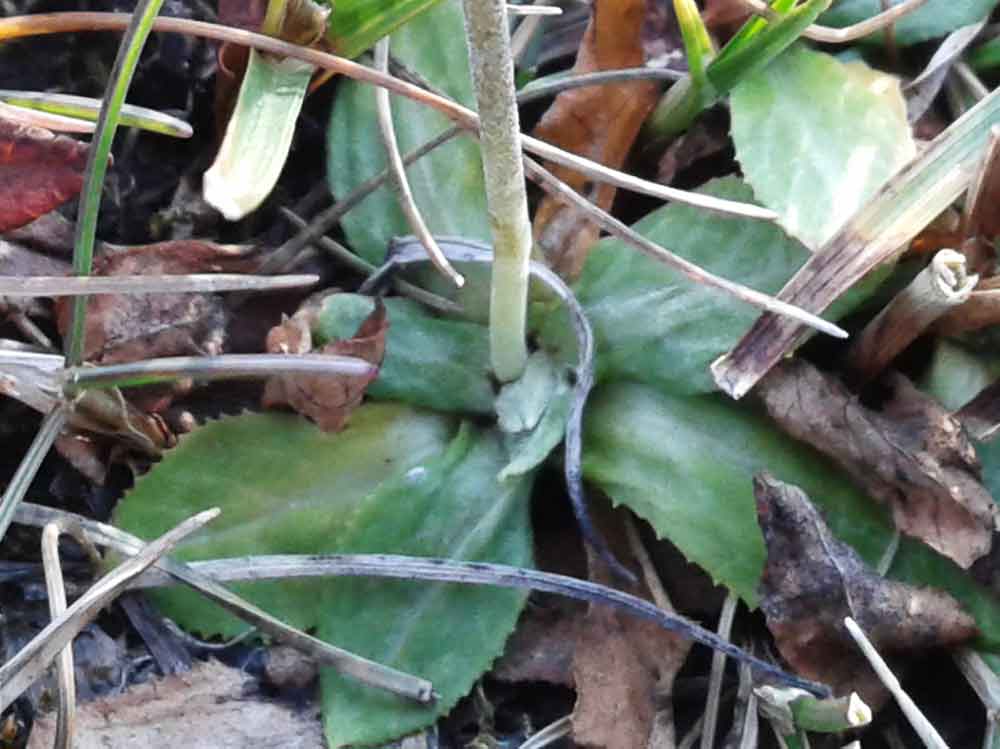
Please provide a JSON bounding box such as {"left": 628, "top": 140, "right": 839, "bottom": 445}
{"left": 0, "top": 508, "right": 219, "bottom": 712}
{"left": 361, "top": 237, "right": 635, "bottom": 581}
{"left": 124, "top": 551, "right": 831, "bottom": 696}
{"left": 516, "top": 67, "right": 683, "bottom": 104}
{"left": 953, "top": 649, "right": 1000, "bottom": 749}
{"left": 61, "top": 353, "right": 376, "bottom": 393}
{"left": 0, "top": 273, "right": 318, "bottom": 297}
{"left": 846, "top": 249, "right": 976, "bottom": 383}
{"left": 278, "top": 208, "right": 461, "bottom": 313}
{"left": 522, "top": 157, "right": 847, "bottom": 338}
{"left": 843, "top": 617, "right": 948, "bottom": 749}
{"left": 0, "top": 405, "right": 67, "bottom": 544}
{"left": 736, "top": 0, "right": 929, "bottom": 43}
{"left": 40, "top": 523, "right": 75, "bottom": 749}
{"left": 506, "top": 4, "right": 561, "bottom": 15}
{"left": 13, "top": 503, "right": 436, "bottom": 703}
{"left": 0, "top": 13, "right": 778, "bottom": 222}
{"left": 373, "top": 38, "right": 463, "bottom": 288}
{"left": 519, "top": 716, "right": 572, "bottom": 749}
{"left": 701, "top": 593, "right": 738, "bottom": 749}
{"left": 265, "top": 127, "right": 460, "bottom": 274}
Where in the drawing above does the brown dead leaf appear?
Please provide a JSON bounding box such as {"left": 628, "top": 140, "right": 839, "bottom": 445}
{"left": 55, "top": 240, "right": 256, "bottom": 365}
{"left": 754, "top": 472, "right": 977, "bottom": 706}
{"left": 571, "top": 504, "right": 691, "bottom": 749}
{"left": 494, "top": 595, "right": 581, "bottom": 687}
{"left": 757, "top": 359, "right": 998, "bottom": 568}
{"left": 262, "top": 298, "right": 386, "bottom": 432}
{"left": 702, "top": 0, "right": 752, "bottom": 32}
{"left": 532, "top": 0, "right": 661, "bottom": 278}
{"left": 27, "top": 659, "right": 324, "bottom": 749}
{"left": 0, "top": 117, "right": 91, "bottom": 233}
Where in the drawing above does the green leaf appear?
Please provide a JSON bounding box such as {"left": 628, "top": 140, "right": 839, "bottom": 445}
{"left": 203, "top": 50, "right": 313, "bottom": 221}
{"left": 730, "top": 44, "right": 916, "bottom": 250}
{"left": 315, "top": 294, "right": 494, "bottom": 414}
{"left": 327, "top": 0, "right": 490, "bottom": 264}
{"left": 820, "top": 0, "right": 998, "bottom": 46}
{"left": 495, "top": 350, "right": 572, "bottom": 480}
{"left": 584, "top": 382, "right": 1000, "bottom": 648}
{"left": 114, "top": 405, "right": 455, "bottom": 635}
{"left": 540, "top": 177, "right": 811, "bottom": 394}
{"left": 326, "top": 0, "right": 444, "bottom": 59}
{"left": 318, "top": 424, "right": 533, "bottom": 747}
{"left": 918, "top": 340, "right": 1000, "bottom": 412}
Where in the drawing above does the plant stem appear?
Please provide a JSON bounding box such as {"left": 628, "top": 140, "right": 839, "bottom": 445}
{"left": 462, "top": 0, "right": 532, "bottom": 382}
{"left": 65, "top": 0, "right": 165, "bottom": 366}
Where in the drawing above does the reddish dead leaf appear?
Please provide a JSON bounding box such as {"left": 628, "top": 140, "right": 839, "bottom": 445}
{"left": 754, "top": 472, "right": 977, "bottom": 707}
{"left": 0, "top": 117, "right": 91, "bottom": 233}
{"left": 262, "top": 298, "right": 386, "bottom": 432}
{"left": 55, "top": 240, "right": 257, "bottom": 365}
{"left": 757, "top": 359, "right": 998, "bottom": 568}
{"left": 702, "top": 0, "right": 752, "bottom": 32}
{"left": 532, "top": 0, "right": 661, "bottom": 278}
{"left": 571, "top": 505, "right": 691, "bottom": 749}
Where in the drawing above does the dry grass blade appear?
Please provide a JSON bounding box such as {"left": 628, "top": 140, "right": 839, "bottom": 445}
{"left": 520, "top": 716, "right": 572, "bottom": 749}
{"left": 372, "top": 38, "right": 463, "bottom": 288}
{"left": 0, "top": 12, "right": 776, "bottom": 222}
{"left": 506, "top": 4, "right": 561, "bottom": 15}
{"left": 40, "top": 524, "right": 75, "bottom": 749}
{"left": 278, "top": 208, "right": 461, "bottom": 313}
{"left": 61, "top": 353, "right": 376, "bottom": 392}
{"left": 0, "top": 100, "right": 95, "bottom": 132}
{"left": 714, "top": 85, "right": 1000, "bottom": 399}
{"left": 516, "top": 68, "right": 683, "bottom": 105}
{"left": 700, "top": 593, "right": 738, "bottom": 749}
{"left": 523, "top": 157, "right": 847, "bottom": 338}
{"left": 846, "top": 249, "right": 976, "bottom": 383}
{"left": 843, "top": 617, "right": 948, "bottom": 749}
{"left": 0, "top": 508, "right": 219, "bottom": 713}
{"left": 736, "top": 0, "right": 929, "bottom": 43}
{"left": 12, "top": 503, "right": 436, "bottom": 704}
{"left": 0, "top": 406, "right": 66, "bottom": 544}
{"left": 953, "top": 650, "right": 1000, "bottom": 749}
{"left": 122, "top": 551, "right": 831, "bottom": 696}
{"left": 0, "top": 273, "right": 318, "bottom": 296}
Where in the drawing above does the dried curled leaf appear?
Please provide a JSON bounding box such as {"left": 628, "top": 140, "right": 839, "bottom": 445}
{"left": 263, "top": 299, "right": 386, "bottom": 432}
{"left": 571, "top": 505, "right": 691, "bottom": 749}
{"left": 0, "top": 116, "right": 90, "bottom": 232}
{"left": 757, "top": 359, "right": 998, "bottom": 568}
{"left": 531, "top": 0, "right": 660, "bottom": 277}
{"left": 755, "top": 472, "right": 977, "bottom": 706}
{"left": 55, "top": 241, "right": 255, "bottom": 364}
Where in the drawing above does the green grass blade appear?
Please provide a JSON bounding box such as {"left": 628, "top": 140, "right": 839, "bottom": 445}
{"left": 326, "top": 0, "right": 445, "bottom": 58}
{"left": 65, "top": 0, "right": 166, "bottom": 366}
{"left": 673, "top": 0, "right": 715, "bottom": 85}
{"left": 646, "top": 0, "right": 832, "bottom": 140}
{"left": 0, "top": 90, "right": 192, "bottom": 137}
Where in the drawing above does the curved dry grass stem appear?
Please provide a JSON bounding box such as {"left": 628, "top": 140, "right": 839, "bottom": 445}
{"left": 736, "top": 0, "right": 929, "bottom": 43}
{"left": 61, "top": 353, "right": 376, "bottom": 392}
{"left": 14, "top": 503, "right": 436, "bottom": 703}
{"left": 360, "top": 236, "right": 636, "bottom": 582}
{"left": 700, "top": 593, "right": 738, "bottom": 749}
{"left": 41, "top": 524, "right": 76, "bottom": 749}
{"left": 0, "top": 12, "right": 775, "bottom": 222}
{"left": 523, "top": 157, "right": 847, "bottom": 338}
{"left": 373, "top": 38, "right": 463, "bottom": 287}
{"left": 0, "top": 508, "right": 220, "bottom": 713}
